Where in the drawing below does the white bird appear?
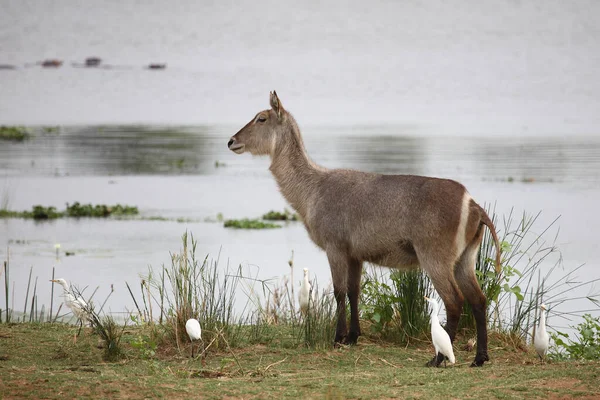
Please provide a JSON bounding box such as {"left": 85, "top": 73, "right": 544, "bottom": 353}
{"left": 185, "top": 318, "right": 202, "bottom": 358}
{"left": 534, "top": 303, "right": 549, "bottom": 363}
{"left": 299, "top": 268, "right": 311, "bottom": 315}
{"left": 424, "top": 296, "right": 456, "bottom": 367}
{"left": 51, "top": 278, "right": 90, "bottom": 342}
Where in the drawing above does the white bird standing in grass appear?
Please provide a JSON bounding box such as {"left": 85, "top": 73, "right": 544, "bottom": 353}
{"left": 534, "top": 304, "right": 549, "bottom": 363}
{"left": 185, "top": 318, "right": 202, "bottom": 358}
{"left": 299, "top": 268, "right": 311, "bottom": 315}
{"left": 424, "top": 296, "right": 456, "bottom": 367}
{"left": 51, "top": 278, "right": 90, "bottom": 343}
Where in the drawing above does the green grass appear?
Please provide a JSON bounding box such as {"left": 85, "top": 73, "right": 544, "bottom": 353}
{"left": 0, "top": 126, "right": 29, "bottom": 141}
{"left": 1, "top": 323, "right": 599, "bottom": 399}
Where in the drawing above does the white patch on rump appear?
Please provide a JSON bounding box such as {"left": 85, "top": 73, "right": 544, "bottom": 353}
{"left": 454, "top": 192, "right": 472, "bottom": 262}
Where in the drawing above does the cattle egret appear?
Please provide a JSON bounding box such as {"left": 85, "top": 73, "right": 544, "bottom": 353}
{"left": 534, "top": 304, "right": 549, "bottom": 363}
{"left": 50, "top": 278, "right": 90, "bottom": 342}
{"left": 299, "top": 268, "right": 311, "bottom": 315}
{"left": 185, "top": 318, "right": 202, "bottom": 358}
{"left": 424, "top": 296, "right": 456, "bottom": 367}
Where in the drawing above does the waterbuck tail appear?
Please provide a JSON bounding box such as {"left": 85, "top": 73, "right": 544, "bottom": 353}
{"left": 479, "top": 206, "right": 502, "bottom": 274}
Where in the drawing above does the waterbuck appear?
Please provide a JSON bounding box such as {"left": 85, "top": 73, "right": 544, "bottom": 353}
{"left": 228, "top": 91, "right": 502, "bottom": 367}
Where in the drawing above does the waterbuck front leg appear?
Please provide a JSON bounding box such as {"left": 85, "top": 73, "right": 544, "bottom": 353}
{"left": 327, "top": 250, "right": 353, "bottom": 345}
{"left": 346, "top": 258, "right": 363, "bottom": 344}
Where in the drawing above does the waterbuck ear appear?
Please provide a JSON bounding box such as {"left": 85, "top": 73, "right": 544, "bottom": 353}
{"left": 270, "top": 90, "right": 283, "bottom": 119}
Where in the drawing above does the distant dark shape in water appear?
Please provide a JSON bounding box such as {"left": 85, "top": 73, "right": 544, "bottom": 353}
{"left": 73, "top": 57, "right": 105, "bottom": 69}
{"left": 147, "top": 63, "right": 167, "bottom": 70}
{"left": 0, "top": 64, "right": 17, "bottom": 70}
{"left": 85, "top": 57, "right": 102, "bottom": 67}
{"left": 40, "top": 59, "right": 63, "bottom": 68}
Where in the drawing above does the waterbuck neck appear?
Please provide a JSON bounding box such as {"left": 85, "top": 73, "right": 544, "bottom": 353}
{"left": 268, "top": 121, "right": 324, "bottom": 219}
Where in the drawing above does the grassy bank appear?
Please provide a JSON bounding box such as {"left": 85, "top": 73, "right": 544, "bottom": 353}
{"left": 2, "top": 212, "right": 600, "bottom": 398}
{"left": 1, "top": 323, "right": 599, "bottom": 399}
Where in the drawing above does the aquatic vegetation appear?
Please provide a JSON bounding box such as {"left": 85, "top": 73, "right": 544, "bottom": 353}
{"left": 0, "top": 126, "right": 29, "bottom": 141}
{"left": 262, "top": 209, "right": 299, "bottom": 221}
{"left": 224, "top": 218, "right": 281, "bottom": 229}
{"left": 42, "top": 126, "right": 60, "bottom": 134}
{"left": 32, "top": 206, "right": 61, "bottom": 219}
{"left": 65, "top": 202, "right": 138, "bottom": 217}
{"left": 0, "top": 203, "right": 139, "bottom": 220}
{"left": 222, "top": 210, "right": 298, "bottom": 229}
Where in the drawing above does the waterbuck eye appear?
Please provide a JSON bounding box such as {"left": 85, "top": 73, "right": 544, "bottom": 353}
{"left": 257, "top": 116, "right": 267, "bottom": 123}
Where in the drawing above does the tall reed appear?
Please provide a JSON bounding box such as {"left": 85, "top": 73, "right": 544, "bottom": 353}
{"left": 360, "top": 266, "right": 432, "bottom": 342}
{"left": 129, "top": 232, "right": 262, "bottom": 352}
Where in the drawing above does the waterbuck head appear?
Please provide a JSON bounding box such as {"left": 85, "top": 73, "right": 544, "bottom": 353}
{"left": 228, "top": 91, "right": 286, "bottom": 156}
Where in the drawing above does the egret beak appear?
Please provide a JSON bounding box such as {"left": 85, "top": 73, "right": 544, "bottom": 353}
{"left": 423, "top": 296, "right": 430, "bottom": 300}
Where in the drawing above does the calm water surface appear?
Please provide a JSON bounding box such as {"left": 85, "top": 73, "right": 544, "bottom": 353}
{"left": 2, "top": 0, "right": 600, "bottom": 329}
{"left": 1, "top": 126, "right": 599, "bottom": 330}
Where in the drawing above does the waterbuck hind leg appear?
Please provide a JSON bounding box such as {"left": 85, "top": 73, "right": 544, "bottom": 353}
{"left": 345, "top": 259, "right": 363, "bottom": 345}
{"left": 328, "top": 250, "right": 351, "bottom": 345}
{"left": 422, "top": 255, "right": 464, "bottom": 367}
{"left": 455, "top": 224, "right": 490, "bottom": 367}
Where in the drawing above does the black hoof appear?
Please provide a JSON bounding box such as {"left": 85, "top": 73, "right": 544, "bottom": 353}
{"left": 344, "top": 331, "right": 360, "bottom": 345}
{"left": 334, "top": 333, "right": 347, "bottom": 348}
{"left": 470, "top": 353, "right": 489, "bottom": 367}
{"left": 334, "top": 334, "right": 346, "bottom": 344}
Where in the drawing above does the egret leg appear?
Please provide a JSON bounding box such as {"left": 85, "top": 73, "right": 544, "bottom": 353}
{"left": 76, "top": 319, "right": 83, "bottom": 337}
{"left": 191, "top": 340, "right": 195, "bottom": 358}
{"left": 427, "top": 352, "right": 445, "bottom": 367}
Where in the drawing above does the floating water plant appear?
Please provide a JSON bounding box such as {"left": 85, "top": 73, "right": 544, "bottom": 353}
{"left": 224, "top": 218, "right": 281, "bottom": 229}
{"left": 262, "top": 209, "right": 299, "bottom": 221}
{"left": 65, "top": 202, "right": 138, "bottom": 217}
{"left": 0, "top": 126, "right": 29, "bottom": 141}
{"left": 0, "top": 203, "right": 139, "bottom": 220}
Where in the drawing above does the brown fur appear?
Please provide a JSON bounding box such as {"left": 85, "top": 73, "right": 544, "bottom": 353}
{"left": 228, "top": 91, "right": 502, "bottom": 367}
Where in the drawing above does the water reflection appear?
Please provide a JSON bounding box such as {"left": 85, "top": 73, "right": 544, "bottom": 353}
{"left": 1, "top": 125, "right": 600, "bottom": 185}
{"left": 0, "top": 125, "right": 223, "bottom": 176}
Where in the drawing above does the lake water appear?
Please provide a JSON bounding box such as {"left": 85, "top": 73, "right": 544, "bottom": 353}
{"left": 1, "top": 0, "right": 599, "bottom": 330}
{"left": 1, "top": 126, "right": 599, "bottom": 332}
